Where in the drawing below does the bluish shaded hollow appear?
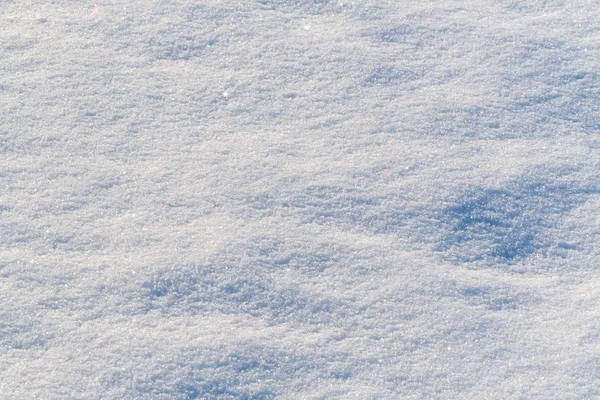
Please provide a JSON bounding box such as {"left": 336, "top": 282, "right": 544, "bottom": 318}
{"left": 439, "top": 167, "right": 597, "bottom": 264}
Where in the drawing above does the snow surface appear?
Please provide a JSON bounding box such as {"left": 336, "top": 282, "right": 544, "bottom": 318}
{"left": 2, "top": 0, "right": 600, "bottom": 398}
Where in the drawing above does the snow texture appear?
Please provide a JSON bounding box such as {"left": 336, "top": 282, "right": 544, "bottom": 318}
{"left": 2, "top": 0, "right": 600, "bottom": 398}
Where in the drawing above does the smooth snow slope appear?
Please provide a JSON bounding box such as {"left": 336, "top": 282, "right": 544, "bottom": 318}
{"left": 2, "top": 0, "right": 600, "bottom": 398}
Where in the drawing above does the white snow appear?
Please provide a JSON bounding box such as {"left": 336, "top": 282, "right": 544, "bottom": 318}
{"left": 2, "top": 0, "right": 600, "bottom": 398}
